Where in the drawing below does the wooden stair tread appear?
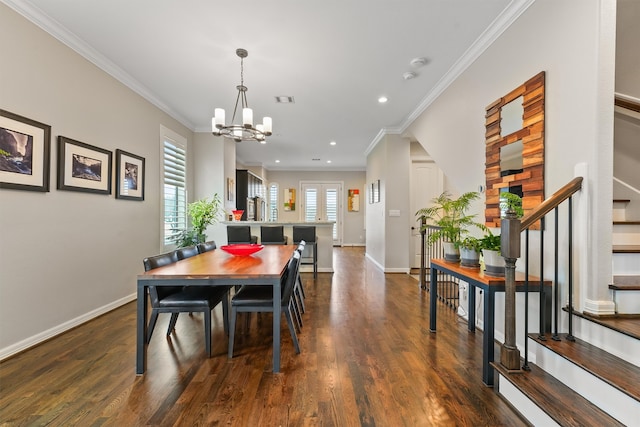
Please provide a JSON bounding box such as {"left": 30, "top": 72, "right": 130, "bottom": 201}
{"left": 528, "top": 333, "right": 640, "bottom": 403}
{"left": 493, "top": 361, "right": 625, "bottom": 426}
{"left": 612, "top": 245, "right": 640, "bottom": 253}
{"left": 613, "top": 199, "right": 631, "bottom": 204}
{"left": 613, "top": 220, "right": 640, "bottom": 225}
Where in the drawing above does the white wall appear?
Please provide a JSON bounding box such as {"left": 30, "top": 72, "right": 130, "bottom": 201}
{"left": 0, "top": 4, "right": 194, "bottom": 357}
{"left": 406, "top": 0, "right": 616, "bottom": 313}
{"left": 265, "top": 170, "right": 366, "bottom": 245}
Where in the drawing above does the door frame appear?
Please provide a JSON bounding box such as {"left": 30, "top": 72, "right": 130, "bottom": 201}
{"left": 300, "top": 180, "right": 343, "bottom": 246}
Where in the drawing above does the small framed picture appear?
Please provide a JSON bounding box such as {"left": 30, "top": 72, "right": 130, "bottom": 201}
{"left": 0, "top": 109, "right": 51, "bottom": 192}
{"left": 227, "top": 177, "right": 235, "bottom": 201}
{"left": 57, "top": 136, "right": 112, "bottom": 194}
{"left": 116, "top": 149, "right": 145, "bottom": 201}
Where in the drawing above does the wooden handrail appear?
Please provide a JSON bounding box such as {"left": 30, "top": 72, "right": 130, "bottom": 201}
{"left": 520, "top": 177, "right": 583, "bottom": 229}
{"left": 615, "top": 95, "right": 640, "bottom": 113}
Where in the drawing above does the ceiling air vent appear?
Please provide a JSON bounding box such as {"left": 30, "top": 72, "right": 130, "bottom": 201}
{"left": 275, "top": 96, "right": 295, "bottom": 103}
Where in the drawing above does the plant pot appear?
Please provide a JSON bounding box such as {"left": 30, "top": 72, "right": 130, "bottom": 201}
{"left": 460, "top": 248, "right": 480, "bottom": 268}
{"left": 482, "top": 249, "right": 505, "bottom": 277}
{"left": 443, "top": 242, "right": 460, "bottom": 263}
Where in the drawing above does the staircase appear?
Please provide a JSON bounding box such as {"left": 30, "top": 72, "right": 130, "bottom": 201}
{"left": 611, "top": 199, "right": 640, "bottom": 314}
{"left": 493, "top": 195, "right": 640, "bottom": 425}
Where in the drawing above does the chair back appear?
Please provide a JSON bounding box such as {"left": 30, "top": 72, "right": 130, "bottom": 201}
{"left": 197, "top": 240, "right": 217, "bottom": 253}
{"left": 293, "top": 226, "right": 316, "bottom": 243}
{"left": 176, "top": 245, "right": 199, "bottom": 260}
{"left": 261, "top": 225, "right": 287, "bottom": 245}
{"left": 227, "top": 226, "right": 253, "bottom": 244}
{"left": 143, "top": 251, "right": 181, "bottom": 303}
{"left": 281, "top": 252, "right": 301, "bottom": 303}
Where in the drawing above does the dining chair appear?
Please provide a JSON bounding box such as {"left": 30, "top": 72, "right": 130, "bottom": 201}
{"left": 143, "top": 252, "right": 230, "bottom": 357}
{"left": 260, "top": 225, "right": 288, "bottom": 245}
{"left": 228, "top": 252, "right": 301, "bottom": 358}
{"left": 197, "top": 240, "right": 217, "bottom": 253}
{"left": 293, "top": 243, "right": 306, "bottom": 314}
{"left": 227, "top": 225, "right": 258, "bottom": 244}
{"left": 176, "top": 245, "right": 199, "bottom": 260}
{"left": 293, "top": 226, "right": 317, "bottom": 278}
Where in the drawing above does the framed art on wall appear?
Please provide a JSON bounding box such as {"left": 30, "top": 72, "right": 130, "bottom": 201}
{"left": 0, "top": 109, "right": 51, "bottom": 192}
{"left": 57, "top": 136, "right": 112, "bottom": 194}
{"left": 115, "top": 149, "right": 145, "bottom": 201}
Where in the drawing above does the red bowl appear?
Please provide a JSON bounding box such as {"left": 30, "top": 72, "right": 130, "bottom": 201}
{"left": 220, "top": 244, "right": 264, "bottom": 256}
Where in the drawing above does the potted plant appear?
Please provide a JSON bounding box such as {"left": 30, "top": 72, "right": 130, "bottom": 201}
{"left": 177, "top": 193, "right": 223, "bottom": 247}
{"left": 459, "top": 236, "right": 483, "bottom": 268}
{"left": 480, "top": 193, "right": 524, "bottom": 276}
{"left": 416, "top": 191, "right": 485, "bottom": 263}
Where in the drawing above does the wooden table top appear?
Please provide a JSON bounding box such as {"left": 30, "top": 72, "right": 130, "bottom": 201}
{"left": 138, "top": 245, "right": 297, "bottom": 280}
{"left": 431, "top": 258, "right": 551, "bottom": 287}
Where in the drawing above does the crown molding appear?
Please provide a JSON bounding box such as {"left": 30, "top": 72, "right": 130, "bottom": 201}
{"left": 2, "top": 0, "right": 195, "bottom": 130}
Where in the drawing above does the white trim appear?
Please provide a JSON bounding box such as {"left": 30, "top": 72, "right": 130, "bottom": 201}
{"left": 0, "top": 294, "right": 136, "bottom": 361}
{"left": 613, "top": 176, "right": 640, "bottom": 196}
{"left": 583, "top": 298, "right": 616, "bottom": 316}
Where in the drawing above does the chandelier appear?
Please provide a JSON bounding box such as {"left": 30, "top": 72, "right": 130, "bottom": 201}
{"left": 212, "top": 48, "right": 272, "bottom": 143}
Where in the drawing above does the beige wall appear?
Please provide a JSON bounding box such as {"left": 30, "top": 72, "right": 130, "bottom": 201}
{"left": 0, "top": 4, "right": 194, "bottom": 357}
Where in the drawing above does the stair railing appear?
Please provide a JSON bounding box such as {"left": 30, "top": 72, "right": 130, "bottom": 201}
{"left": 419, "top": 220, "right": 460, "bottom": 311}
{"left": 501, "top": 176, "right": 583, "bottom": 372}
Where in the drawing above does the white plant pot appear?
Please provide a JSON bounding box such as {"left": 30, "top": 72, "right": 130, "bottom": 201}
{"left": 482, "top": 249, "right": 505, "bottom": 277}
{"left": 460, "top": 248, "right": 480, "bottom": 268}
{"left": 443, "top": 242, "right": 460, "bottom": 262}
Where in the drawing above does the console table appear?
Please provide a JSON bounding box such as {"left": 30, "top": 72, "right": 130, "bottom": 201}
{"left": 429, "top": 258, "right": 551, "bottom": 386}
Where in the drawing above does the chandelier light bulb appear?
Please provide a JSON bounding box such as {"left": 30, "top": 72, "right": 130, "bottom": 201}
{"left": 243, "top": 108, "right": 253, "bottom": 128}
{"left": 263, "top": 117, "right": 272, "bottom": 135}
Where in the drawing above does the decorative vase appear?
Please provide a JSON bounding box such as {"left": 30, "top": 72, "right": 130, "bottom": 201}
{"left": 443, "top": 242, "right": 460, "bottom": 263}
{"left": 460, "top": 248, "right": 480, "bottom": 268}
{"left": 482, "top": 249, "right": 505, "bottom": 277}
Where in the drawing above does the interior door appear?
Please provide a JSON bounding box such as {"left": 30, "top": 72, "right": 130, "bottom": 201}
{"left": 301, "top": 182, "right": 342, "bottom": 246}
{"left": 410, "top": 162, "right": 444, "bottom": 268}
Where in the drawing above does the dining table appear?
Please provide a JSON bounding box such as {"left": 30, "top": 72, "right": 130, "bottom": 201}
{"left": 136, "top": 244, "right": 297, "bottom": 374}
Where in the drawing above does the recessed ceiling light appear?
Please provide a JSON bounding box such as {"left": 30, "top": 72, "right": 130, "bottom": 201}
{"left": 326, "top": 160, "right": 332, "bottom": 164}
{"left": 330, "top": 141, "right": 337, "bottom": 146}
{"left": 275, "top": 159, "right": 280, "bottom": 163}
{"left": 378, "top": 96, "right": 388, "bottom": 103}
{"left": 275, "top": 96, "right": 295, "bottom": 103}
{"left": 403, "top": 71, "right": 417, "bottom": 80}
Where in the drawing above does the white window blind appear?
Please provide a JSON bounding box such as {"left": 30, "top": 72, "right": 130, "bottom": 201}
{"left": 269, "top": 183, "right": 278, "bottom": 221}
{"left": 304, "top": 188, "right": 317, "bottom": 222}
{"left": 162, "top": 140, "right": 187, "bottom": 246}
{"left": 325, "top": 188, "right": 338, "bottom": 239}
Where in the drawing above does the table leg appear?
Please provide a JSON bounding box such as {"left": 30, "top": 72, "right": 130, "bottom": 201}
{"left": 468, "top": 284, "right": 476, "bottom": 332}
{"left": 273, "top": 278, "right": 281, "bottom": 372}
{"left": 430, "top": 266, "right": 437, "bottom": 332}
{"left": 136, "top": 282, "right": 147, "bottom": 375}
{"left": 483, "top": 289, "right": 495, "bottom": 386}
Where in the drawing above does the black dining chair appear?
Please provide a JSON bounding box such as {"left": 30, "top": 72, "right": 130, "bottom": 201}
{"left": 227, "top": 225, "right": 258, "bottom": 244}
{"left": 143, "top": 251, "right": 230, "bottom": 357}
{"left": 197, "top": 240, "right": 217, "bottom": 253}
{"left": 293, "top": 226, "right": 317, "bottom": 278}
{"left": 228, "top": 252, "right": 301, "bottom": 358}
{"left": 260, "top": 225, "right": 288, "bottom": 245}
{"left": 176, "top": 245, "right": 199, "bottom": 260}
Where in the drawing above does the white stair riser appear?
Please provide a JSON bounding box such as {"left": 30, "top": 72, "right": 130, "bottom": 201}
{"left": 612, "top": 289, "right": 640, "bottom": 314}
{"left": 496, "top": 376, "right": 559, "bottom": 426}
{"left": 531, "top": 339, "right": 640, "bottom": 426}
{"left": 613, "top": 253, "right": 640, "bottom": 275}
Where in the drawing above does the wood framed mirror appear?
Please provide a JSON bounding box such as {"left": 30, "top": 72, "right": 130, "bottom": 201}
{"left": 485, "top": 71, "right": 545, "bottom": 228}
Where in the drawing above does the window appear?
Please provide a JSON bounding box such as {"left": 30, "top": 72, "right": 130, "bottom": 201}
{"left": 269, "top": 183, "right": 279, "bottom": 221}
{"left": 161, "top": 128, "right": 187, "bottom": 249}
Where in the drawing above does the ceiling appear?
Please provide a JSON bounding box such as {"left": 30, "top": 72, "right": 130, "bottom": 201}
{"left": 5, "top": 0, "right": 532, "bottom": 171}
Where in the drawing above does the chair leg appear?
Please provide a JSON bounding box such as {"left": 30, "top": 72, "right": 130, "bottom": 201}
{"left": 284, "top": 308, "right": 301, "bottom": 354}
{"left": 167, "top": 313, "right": 179, "bottom": 336}
{"left": 147, "top": 310, "right": 159, "bottom": 343}
{"left": 221, "top": 291, "right": 230, "bottom": 335}
{"left": 205, "top": 309, "right": 212, "bottom": 357}
{"left": 228, "top": 307, "right": 237, "bottom": 358}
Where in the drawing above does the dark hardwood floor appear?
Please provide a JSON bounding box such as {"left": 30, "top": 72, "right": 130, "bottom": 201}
{"left": 0, "top": 247, "right": 527, "bottom": 426}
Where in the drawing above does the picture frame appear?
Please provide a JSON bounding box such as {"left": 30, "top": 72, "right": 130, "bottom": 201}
{"left": 369, "top": 182, "right": 374, "bottom": 204}
{"left": 115, "top": 149, "right": 145, "bottom": 201}
{"left": 57, "top": 136, "right": 112, "bottom": 194}
{"left": 227, "top": 177, "right": 235, "bottom": 201}
{"left": 0, "top": 109, "right": 51, "bottom": 192}
{"left": 374, "top": 180, "right": 380, "bottom": 203}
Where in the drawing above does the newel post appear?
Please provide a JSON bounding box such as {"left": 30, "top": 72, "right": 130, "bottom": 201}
{"left": 500, "top": 211, "right": 521, "bottom": 371}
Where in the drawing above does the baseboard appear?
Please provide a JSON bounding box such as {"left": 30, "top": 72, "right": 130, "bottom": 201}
{"left": 583, "top": 298, "right": 616, "bottom": 316}
{"left": 0, "top": 293, "right": 136, "bottom": 361}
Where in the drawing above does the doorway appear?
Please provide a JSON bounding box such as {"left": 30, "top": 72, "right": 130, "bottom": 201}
{"left": 410, "top": 162, "right": 443, "bottom": 269}
{"left": 301, "top": 181, "right": 343, "bottom": 246}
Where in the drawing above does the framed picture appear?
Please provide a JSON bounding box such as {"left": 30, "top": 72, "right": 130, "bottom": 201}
{"left": 284, "top": 188, "right": 296, "bottom": 211}
{"left": 374, "top": 179, "right": 380, "bottom": 203}
{"left": 115, "top": 149, "right": 145, "bottom": 201}
{"left": 348, "top": 188, "right": 360, "bottom": 212}
{"left": 57, "top": 136, "right": 112, "bottom": 194}
{"left": 369, "top": 182, "right": 374, "bottom": 204}
{"left": 0, "top": 109, "right": 51, "bottom": 192}
{"left": 227, "top": 177, "right": 235, "bottom": 201}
